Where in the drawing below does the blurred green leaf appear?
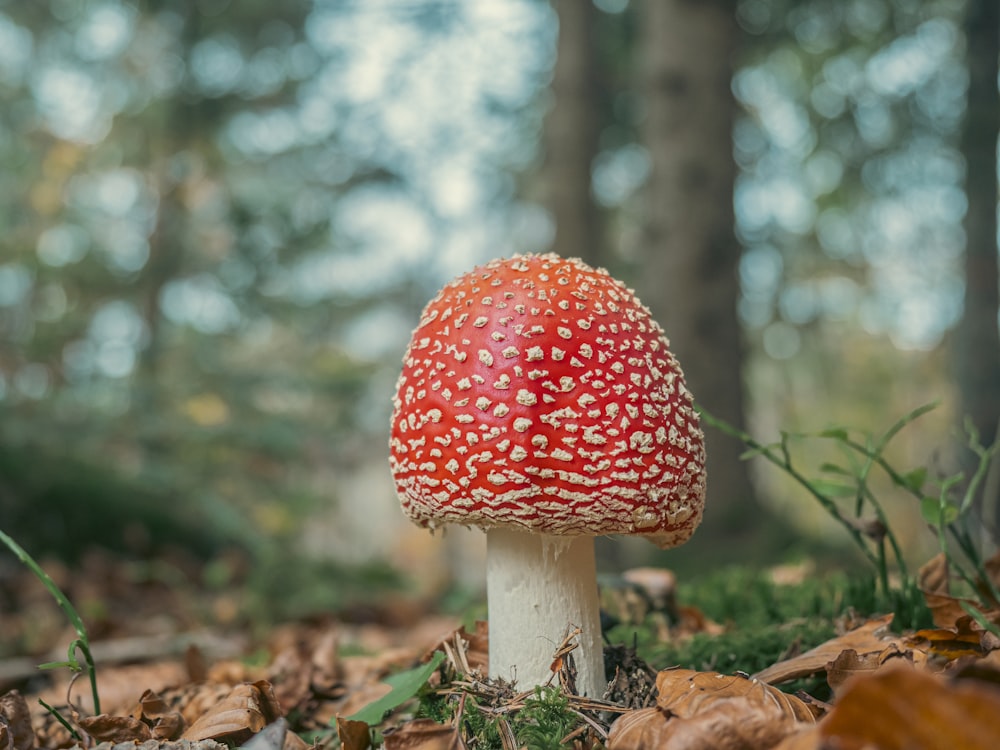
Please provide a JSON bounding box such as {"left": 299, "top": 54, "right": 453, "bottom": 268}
{"left": 809, "top": 478, "right": 857, "bottom": 498}
{"left": 818, "top": 428, "right": 850, "bottom": 441}
{"left": 901, "top": 467, "right": 928, "bottom": 493}
{"left": 920, "top": 497, "right": 958, "bottom": 526}
{"left": 819, "top": 462, "right": 851, "bottom": 475}
{"left": 346, "top": 651, "right": 446, "bottom": 726}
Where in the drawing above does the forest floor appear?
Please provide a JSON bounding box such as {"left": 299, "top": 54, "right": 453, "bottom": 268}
{"left": 2, "top": 546, "right": 1000, "bottom": 750}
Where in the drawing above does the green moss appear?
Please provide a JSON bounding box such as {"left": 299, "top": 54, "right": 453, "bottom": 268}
{"left": 646, "top": 619, "right": 835, "bottom": 673}
{"left": 673, "top": 567, "right": 849, "bottom": 626}
{"left": 604, "top": 566, "right": 928, "bottom": 702}
{"left": 417, "top": 685, "right": 589, "bottom": 750}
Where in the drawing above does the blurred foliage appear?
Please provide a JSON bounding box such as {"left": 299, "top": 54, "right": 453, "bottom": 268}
{"left": 0, "top": 0, "right": 551, "bottom": 565}
{"left": 0, "top": 0, "right": 994, "bottom": 583}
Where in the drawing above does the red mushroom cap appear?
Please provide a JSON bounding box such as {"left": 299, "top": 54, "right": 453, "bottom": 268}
{"left": 389, "top": 253, "right": 706, "bottom": 548}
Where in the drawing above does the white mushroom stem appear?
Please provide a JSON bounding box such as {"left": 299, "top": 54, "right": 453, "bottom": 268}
{"left": 486, "top": 527, "right": 606, "bottom": 698}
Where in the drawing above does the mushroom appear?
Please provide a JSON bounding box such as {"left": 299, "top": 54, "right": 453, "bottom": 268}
{"left": 389, "top": 253, "right": 706, "bottom": 698}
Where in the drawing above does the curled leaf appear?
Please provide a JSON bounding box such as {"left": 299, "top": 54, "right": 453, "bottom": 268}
{"left": 0, "top": 690, "right": 36, "bottom": 750}
{"left": 909, "top": 615, "right": 991, "bottom": 660}
{"left": 182, "top": 681, "right": 283, "bottom": 744}
{"left": 78, "top": 713, "right": 151, "bottom": 744}
{"left": 608, "top": 696, "right": 801, "bottom": 750}
{"left": 918, "top": 554, "right": 1000, "bottom": 634}
{"left": 754, "top": 614, "right": 897, "bottom": 685}
{"left": 654, "top": 669, "right": 817, "bottom": 723}
{"left": 336, "top": 717, "right": 371, "bottom": 750}
{"left": 820, "top": 666, "right": 1000, "bottom": 749}
{"left": 130, "top": 689, "right": 186, "bottom": 740}
{"left": 826, "top": 645, "right": 921, "bottom": 697}
{"left": 383, "top": 718, "right": 461, "bottom": 750}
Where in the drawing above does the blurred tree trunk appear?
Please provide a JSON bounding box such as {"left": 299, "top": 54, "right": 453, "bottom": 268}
{"left": 636, "top": 0, "right": 759, "bottom": 538}
{"left": 956, "top": 0, "right": 1000, "bottom": 537}
{"left": 542, "top": 0, "right": 604, "bottom": 267}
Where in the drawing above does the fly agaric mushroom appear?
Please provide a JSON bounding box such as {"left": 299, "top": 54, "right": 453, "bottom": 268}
{"left": 389, "top": 253, "right": 706, "bottom": 698}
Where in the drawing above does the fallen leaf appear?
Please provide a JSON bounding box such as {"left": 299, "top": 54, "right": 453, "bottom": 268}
{"left": 768, "top": 723, "right": 823, "bottom": 750}
{"left": 674, "top": 604, "right": 726, "bottom": 637}
{"left": 654, "top": 668, "right": 817, "bottom": 722}
{"left": 754, "top": 614, "right": 897, "bottom": 685}
{"left": 182, "top": 681, "right": 283, "bottom": 744}
{"left": 910, "top": 615, "right": 988, "bottom": 661}
{"left": 920, "top": 554, "right": 979, "bottom": 626}
{"left": 130, "top": 689, "right": 186, "bottom": 740}
{"left": 819, "top": 665, "right": 1000, "bottom": 749}
{"left": 336, "top": 716, "right": 372, "bottom": 750}
{"left": 36, "top": 660, "right": 191, "bottom": 717}
{"left": 0, "top": 690, "right": 35, "bottom": 750}
{"left": 825, "top": 644, "right": 920, "bottom": 697}
{"left": 78, "top": 713, "right": 152, "bottom": 743}
{"left": 607, "top": 696, "right": 800, "bottom": 750}
{"left": 383, "top": 718, "right": 462, "bottom": 750}
{"left": 825, "top": 648, "right": 884, "bottom": 695}
{"left": 948, "top": 648, "right": 1000, "bottom": 685}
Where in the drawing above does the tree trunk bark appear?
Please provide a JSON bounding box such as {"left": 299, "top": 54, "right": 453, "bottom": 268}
{"left": 956, "top": 0, "right": 1000, "bottom": 538}
{"left": 636, "top": 0, "right": 758, "bottom": 537}
{"left": 542, "top": 0, "right": 604, "bottom": 268}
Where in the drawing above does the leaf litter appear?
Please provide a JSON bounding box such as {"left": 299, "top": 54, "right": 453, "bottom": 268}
{"left": 3, "top": 550, "right": 1000, "bottom": 749}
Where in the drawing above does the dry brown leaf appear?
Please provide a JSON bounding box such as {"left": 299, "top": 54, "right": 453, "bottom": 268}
{"left": 607, "top": 696, "right": 800, "bottom": 750}
{"left": 947, "top": 647, "right": 1000, "bottom": 685}
{"left": 182, "top": 681, "right": 283, "bottom": 744}
{"left": 825, "top": 648, "right": 885, "bottom": 695}
{"left": 336, "top": 716, "right": 372, "bottom": 750}
{"left": 919, "top": 553, "right": 987, "bottom": 628}
{"left": 674, "top": 605, "right": 726, "bottom": 637}
{"left": 825, "top": 644, "right": 921, "bottom": 697}
{"left": 753, "top": 614, "right": 897, "bottom": 685}
{"left": 35, "top": 660, "right": 191, "bottom": 717}
{"left": 0, "top": 690, "right": 35, "bottom": 750}
{"left": 312, "top": 628, "right": 342, "bottom": 687}
{"left": 383, "top": 718, "right": 462, "bottom": 750}
{"left": 655, "top": 668, "right": 817, "bottom": 723}
{"left": 819, "top": 665, "right": 1000, "bottom": 749}
{"left": 78, "top": 713, "right": 152, "bottom": 743}
{"left": 768, "top": 723, "right": 823, "bottom": 750}
{"left": 263, "top": 627, "right": 335, "bottom": 715}
{"left": 149, "top": 710, "right": 186, "bottom": 739}
{"left": 909, "top": 615, "right": 989, "bottom": 661}
{"left": 129, "top": 689, "right": 186, "bottom": 740}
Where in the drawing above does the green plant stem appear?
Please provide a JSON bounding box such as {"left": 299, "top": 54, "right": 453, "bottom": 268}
{"left": 699, "top": 401, "right": 1000, "bottom": 619}
{"left": 697, "top": 408, "right": 881, "bottom": 573}
{"left": 961, "top": 601, "right": 1000, "bottom": 638}
{"left": 849, "top": 438, "right": 893, "bottom": 593}
{"left": 0, "top": 529, "right": 101, "bottom": 714}
{"left": 73, "top": 640, "right": 101, "bottom": 715}
{"left": 39, "top": 699, "right": 83, "bottom": 741}
{"left": 856, "top": 481, "right": 910, "bottom": 587}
